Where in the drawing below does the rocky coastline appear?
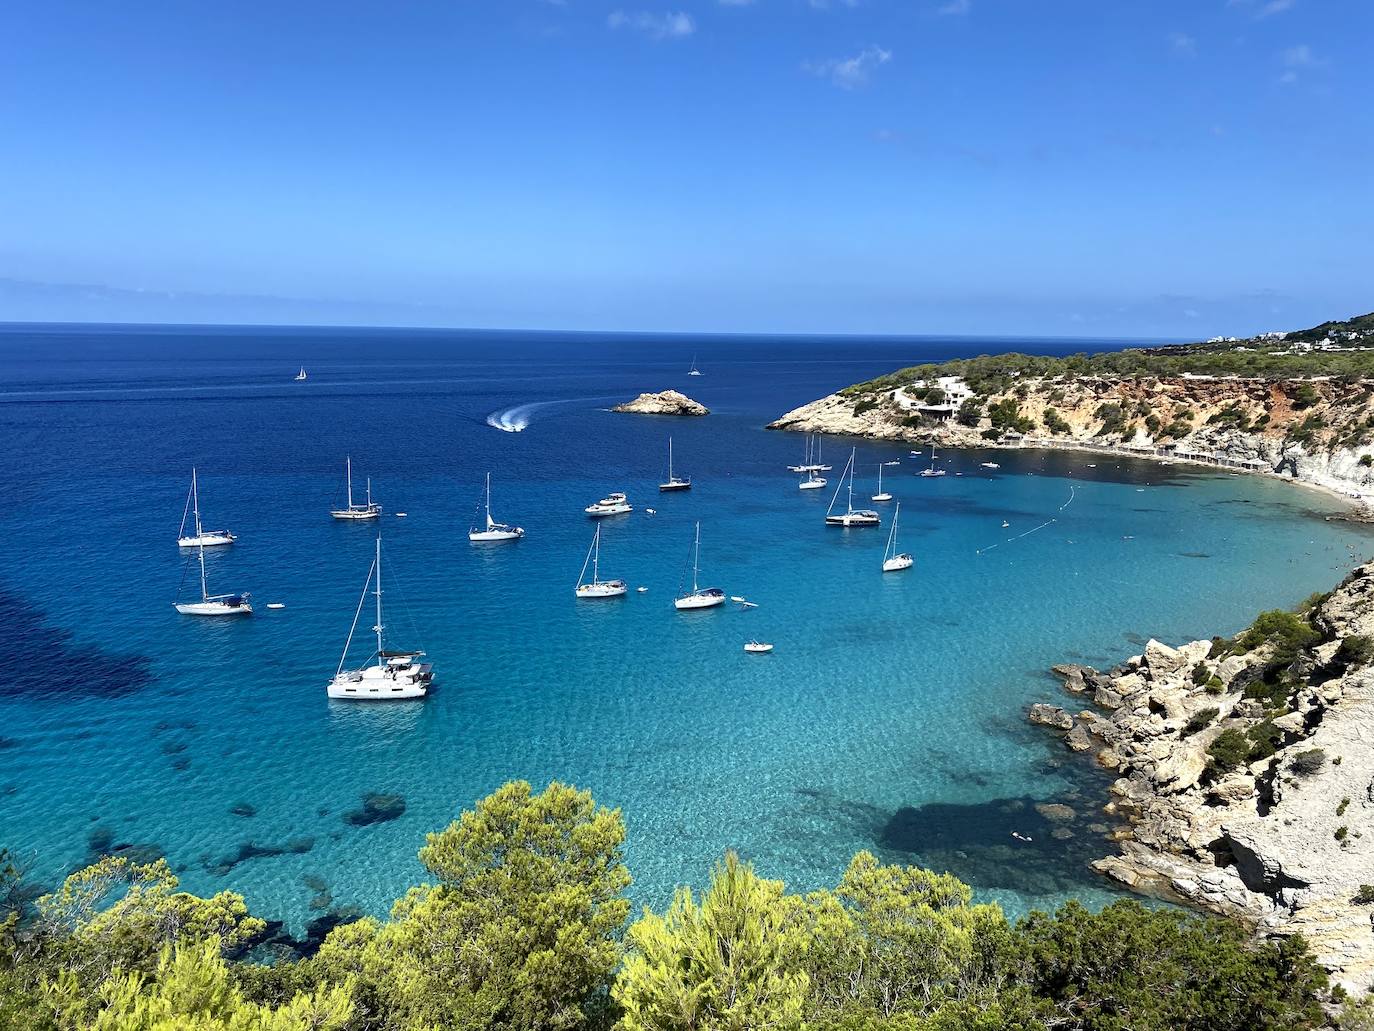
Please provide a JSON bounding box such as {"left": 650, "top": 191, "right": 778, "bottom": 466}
{"left": 769, "top": 375, "right": 1374, "bottom": 507}
{"left": 1028, "top": 565, "right": 1374, "bottom": 993}
{"left": 612, "top": 390, "right": 708, "bottom": 416}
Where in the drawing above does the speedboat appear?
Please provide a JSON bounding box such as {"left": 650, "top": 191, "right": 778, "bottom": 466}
{"left": 585, "top": 492, "right": 633, "bottom": 517}
{"left": 744, "top": 641, "right": 774, "bottom": 654}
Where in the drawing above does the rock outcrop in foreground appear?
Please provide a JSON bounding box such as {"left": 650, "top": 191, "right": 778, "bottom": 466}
{"left": 612, "top": 390, "right": 708, "bottom": 416}
{"left": 1030, "top": 564, "right": 1374, "bottom": 992}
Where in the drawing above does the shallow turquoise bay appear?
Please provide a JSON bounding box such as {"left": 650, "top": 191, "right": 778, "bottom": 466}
{"left": 1, "top": 325, "right": 1369, "bottom": 934}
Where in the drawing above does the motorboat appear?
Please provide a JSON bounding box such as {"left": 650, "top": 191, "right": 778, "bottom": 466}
{"left": 585, "top": 492, "right": 632, "bottom": 517}
{"left": 744, "top": 641, "right": 774, "bottom": 654}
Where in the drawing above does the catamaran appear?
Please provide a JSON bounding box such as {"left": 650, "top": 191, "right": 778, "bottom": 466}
{"left": 919, "top": 444, "right": 947, "bottom": 478}
{"left": 674, "top": 521, "right": 726, "bottom": 610}
{"left": 469, "top": 472, "right": 524, "bottom": 542}
{"left": 585, "top": 491, "right": 633, "bottom": 517}
{"left": 327, "top": 535, "right": 432, "bottom": 700}
{"left": 659, "top": 437, "right": 691, "bottom": 492}
{"left": 294, "top": 366, "right": 307, "bottom": 381}
{"left": 688, "top": 355, "right": 703, "bottom": 377}
{"left": 177, "top": 468, "right": 236, "bottom": 547}
{"left": 882, "top": 502, "right": 914, "bottom": 572}
{"left": 330, "top": 456, "right": 381, "bottom": 520}
{"left": 825, "top": 449, "right": 881, "bottom": 527}
{"left": 575, "top": 524, "right": 627, "bottom": 598}
{"left": 871, "top": 463, "right": 893, "bottom": 503}
{"left": 174, "top": 503, "right": 251, "bottom": 617}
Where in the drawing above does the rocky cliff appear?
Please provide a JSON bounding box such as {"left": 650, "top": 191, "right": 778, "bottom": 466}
{"left": 1029, "top": 566, "right": 1374, "bottom": 993}
{"left": 612, "top": 390, "right": 709, "bottom": 416}
{"left": 770, "top": 375, "right": 1374, "bottom": 501}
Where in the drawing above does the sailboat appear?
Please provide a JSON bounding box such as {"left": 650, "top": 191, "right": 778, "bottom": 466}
{"left": 468, "top": 473, "right": 524, "bottom": 542}
{"left": 174, "top": 484, "right": 251, "bottom": 616}
{"left": 674, "top": 521, "right": 726, "bottom": 610}
{"left": 177, "top": 469, "right": 236, "bottom": 547}
{"left": 882, "top": 502, "right": 914, "bottom": 572}
{"left": 825, "top": 449, "right": 881, "bottom": 527}
{"left": 575, "top": 524, "right": 627, "bottom": 598}
{"left": 795, "top": 434, "right": 829, "bottom": 490}
{"left": 919, "top": 444, "right": 947, "bottom": 478}
{"left": 659, "top": 437, "right": 691, "bottom": 492}
{"left": 330, "top": 457, "right": 381, "bottom": 520}
{"left": 294, "top": 366, "right": 307, "bottom": 382}
{"left": 871, "top": 463, "right": 893, "bottom": 502}
{"left": 327, "top": 535, "right": 432, "bottom": 700}
{"left": 688, "top": 355, "right": 703, "bottom": 377}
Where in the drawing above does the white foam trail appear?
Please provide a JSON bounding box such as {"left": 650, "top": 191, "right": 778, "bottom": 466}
{"left": 485, "top": 395, "right": 618, "bottom": 433}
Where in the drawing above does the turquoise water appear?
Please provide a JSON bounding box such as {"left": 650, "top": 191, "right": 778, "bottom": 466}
{"left": 1, "top": 324, "right": 1369, "bottom": 940}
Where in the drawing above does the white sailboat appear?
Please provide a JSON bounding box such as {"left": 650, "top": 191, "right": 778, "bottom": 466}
{"left": 795, "top": 434, "right": 829, "bottom": 490}
{"left": 882, "top": 502, "right": 914, "bottom": 572}
{"left": 327, "top": 535, "right": 432, "bottom": 700}
{"left": 174, "top": 493, "right": 251, "bottom": 616}
{"left": 688, "top": 354, "right": 703, "bottom": 377}
{"left": 871, "top": 463, "right": 893, "bottom": 503}
{"left": 575, "top": 524, "right": 627, "bottom": 598}
{"left": 177, "top": 469, "right": 236, "bottom": 547}
{"left": 585, "top": 491, "right": 633, "bottom": 517}
{"left": 330, "top": 457, "right": 381, "bottom": 520}
{"left": 468, "top": 472, "right": 524, "bottom": 542}
{"left": 659, "top": 437, "right": 691, "bottom": 492}
{"left": 294, "top": 366, "right": 307, "bottom": 381}
{"left": 825, "top": 449, "right": 881, "bottom": 527}
{"left": 919, "top": 444, "right": 947, "bottom": 478}
{"left": 674, "top": 521, "right": 726, "bottom": 610}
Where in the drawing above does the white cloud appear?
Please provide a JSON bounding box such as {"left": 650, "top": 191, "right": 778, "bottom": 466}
{"left": 607, "top": 10, "right": 696, "bottom": 39}
{"left": 805, "top": 45, "right": 892, "bottom": 89}
{"left": 1169, "top": 32, "right": 1197, "bottom": 56}
{"left": 937, "top": 0, "right": 971, "bottom": 14}
{"left": 1278, "top": 43, "right": 1323, "bottom": 83}
{"left": 1228, "top": 0, "right": 1296, "bottom": 18}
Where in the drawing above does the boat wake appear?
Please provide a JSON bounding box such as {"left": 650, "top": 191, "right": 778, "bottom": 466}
{"left": 485, "top": 395, "right": 616, "bottom": 433}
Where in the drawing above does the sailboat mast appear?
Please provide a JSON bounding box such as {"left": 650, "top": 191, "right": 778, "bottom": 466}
{"left": 197, "top": 541, "right": 208, "bottom": 601}
{"left": 692, "top": 522, "right": 701, "bottom": 592}
{"left": 847, "top": 449, "right": 855, "bottom": 513}
{"left": 485, "top": 472, "right": 493, "bottom": 527}
{"left": 191, "top": 468, "right": 203, "bottom": 537}
{"left": 668, "top": 438, "right": 674, "bottom": 480}
{"left": 373, "top": 535, "right": 384, "bottom": 667}
{"left": 346, "top": 457, "right": 354, "bottom": 508}
{"left": 366, "top": 478, "right": 373, "bottom": 509}
{"left": 592, "top": 525, "right": 601, "bottom": 583}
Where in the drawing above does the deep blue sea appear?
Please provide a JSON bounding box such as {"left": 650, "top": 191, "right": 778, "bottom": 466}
{"left": 2, "top": 323, "right": 1370, "bottom": 936}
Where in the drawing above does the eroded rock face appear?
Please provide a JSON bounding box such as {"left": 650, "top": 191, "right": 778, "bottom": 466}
{"left": 1027, "top": 562, "right": 1374, "bottom": 995}
{"left": 612, "top": 390, "right": 709, "bottom": 416}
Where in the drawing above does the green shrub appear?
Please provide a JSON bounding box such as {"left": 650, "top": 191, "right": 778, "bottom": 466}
{"left": 1360, "top": 454, "right": 1373, "bottom": 467}
{"left": 1246, "top": 719, "right": 1283, "bottom": 761}
{"left": 1337, "top": 635, "right": 1374, "bottom": 669}
{"left": 1207, "top": 729, "right": 1253, "bottom": 774}
{"left": 956, "top": 398, "right": 982, "bottom": 427}
{"left": 1354, "top": 885, "right": 1374, "bottom": 905}
{"left": 1291, "top": 749, "right": 1325, "bottom": 776}
{"left": 1291, "top": 382, "right": 1320, "bottom": 409}
{"left": 1042, "top": 407, "right": 1071, "bottom": 434}
{"left": 1206, "top": 676, "right": 1226, "bottom": 694}
{"left": 1192, "top": 664, "right": 1212, "bottom": 685}
{"left": 1337, "top": 797, "right": 1350, "bottom": 817}
{"left": 1183, "top": 707, "right": 1220, "bottom": 736}
{"left": 852, "top": 397, "right": 879, "bottom": 416}
{"left": 1164, "top": 419, "right": 1193, "bottom": 439}
{"left": 1335, "top": 826, "right": 1349, "bottom": 841}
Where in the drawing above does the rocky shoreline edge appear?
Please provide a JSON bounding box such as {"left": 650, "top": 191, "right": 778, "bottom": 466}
{"left": 1027, "top": 563, "right": 1374, "bottom": 993}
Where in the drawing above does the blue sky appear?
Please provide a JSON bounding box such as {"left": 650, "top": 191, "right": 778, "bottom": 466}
{"left": 0, "top": 0, "right": 1368, "bottom": 338}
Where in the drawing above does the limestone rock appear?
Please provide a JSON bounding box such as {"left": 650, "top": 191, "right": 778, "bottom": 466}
{"left": 612, "top": 390, "right": 709, "bottom": 416}
{"left": 1028, "top": 703, "right": 1073, "bottom": 731}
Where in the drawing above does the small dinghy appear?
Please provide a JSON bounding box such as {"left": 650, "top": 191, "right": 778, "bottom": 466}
{"left": 981, "top": 462, "right": 1001, "bottom": 469}
{"left": 636, "top": 586, "right": 648, "bottom": 593}
{"left": 744, "top": 641, "right": 774, "bottom": 654}
{"left": 266, "top": 603, "right": 286, "bottom": 610}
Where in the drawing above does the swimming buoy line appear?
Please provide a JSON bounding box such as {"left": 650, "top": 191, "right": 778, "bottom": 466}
{"left": 977, "top": 485, "right": 1077, "bottom": 555}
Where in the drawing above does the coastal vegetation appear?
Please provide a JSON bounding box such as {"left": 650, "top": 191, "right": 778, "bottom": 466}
{"left": 0, "top": 780, "right": 1343, "bottom": 1030}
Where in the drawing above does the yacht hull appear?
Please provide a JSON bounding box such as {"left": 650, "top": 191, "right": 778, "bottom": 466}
{"left": 674, "top": 590, "right": 726, "bottom": 610}
{"left": 174, "top": 600, "right": 253, "bottom": 616}
{"left": 585, "top": 504, "right": 632, "bottom": 517}
{"left": 826, "top": 512, "right": 881, "bottom": 527}
{"left": 469, "top": 528, "right": 524, "bottom": 542}
{"left": 658, "top": 481, "right": 691, "bottom": 492}
{"left": 576, "top": 581, "right": 627, "bottom": 599}
{"left": 327, "top": 666, "right": 430, "bottom": 701}
{"left": 178, "top": 532, "right": 236, "bottom": 547}
{"left": 331, "top": 508, "right": 381, "bottom": 520}
{"left": 799, "top": 479, "right": 827, "bottom": 490}
{"left": 883, "top": 554, "right": 914, "bottom": 573}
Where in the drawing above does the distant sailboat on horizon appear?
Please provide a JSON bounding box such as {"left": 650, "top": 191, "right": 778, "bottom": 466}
{"left": 294, "top": 366, "right": 307, "bottom": 381}
{"left": 688, "top": 354, "right": 703, "bottom": 377}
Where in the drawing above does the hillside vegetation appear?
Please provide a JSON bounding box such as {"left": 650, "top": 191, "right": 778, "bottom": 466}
{"left": 0, "top": 780, "right": 1358, "bottom": 1030}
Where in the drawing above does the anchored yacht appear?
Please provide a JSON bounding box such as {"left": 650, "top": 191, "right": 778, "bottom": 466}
{"left": 327, "top": 535, "right": 432, "bottom": 700}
